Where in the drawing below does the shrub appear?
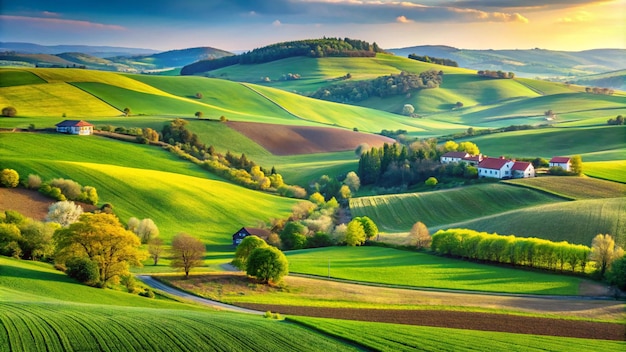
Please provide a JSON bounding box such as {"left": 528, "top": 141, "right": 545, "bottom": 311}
{"left": 78, "top": 186, "right": 98, "bottom": 205}
{"left": 120, "top": 275, "right": 136, "bottom": 293}
{"left": 46, "top": 201, "right": 83, "bottom": 227}
{"left": 39, "top": 184, "right": 66, "bottom": 201}
{"left": 0, "top": 169, "right": 19, "bottom": 188}
{"left": 65, "top": 257, "right": 99, "bottom": 284}
{"left": 425, "top": 177, "right": 438, "bottom": 186}
{"left": 606, "top": 256, "right": 626, "bottom": 290}
{"left": 232, "top": 235, "right": 268, "bottom": 270}
{"left": 27, "top": 174, "right": 42, "bottom": 189}
{"left": 1, "top": 106, "right": 17, "bottom": 117}
{"left": 50, "top": 178, "right": 82, "bottom": 199}
{"left": 139, "top": 288, "right": 155, "bottom": 298}
{"left": 246, "top": 246, "right": 289, "bottom": 284}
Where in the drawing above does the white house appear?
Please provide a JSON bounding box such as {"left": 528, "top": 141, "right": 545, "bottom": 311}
{"left": 512, "top": 161, "right": 535, "bottom": 178}
{"left": 440, "top": 151, "right": 469, "bottom": 164}
{"left": 549, "top": 157, "right": 571, "bottom": 171}
{"left": 55, "top": 120, "right": 94, "bottom": 135}
{"left": 477, "top": 157, "right": 515, "bottom": 179}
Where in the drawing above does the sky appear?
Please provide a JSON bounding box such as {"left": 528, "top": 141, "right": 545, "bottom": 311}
{"left": 1, "top": 0, "right": 624, "bottom": 52}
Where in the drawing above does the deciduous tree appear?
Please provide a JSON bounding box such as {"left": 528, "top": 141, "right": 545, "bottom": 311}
{"left": 344, "top": 171, "right": 361, "bottom": 191}
{"left": 1, "top": 106, "right": 17, "bottom": 117}
{"left": 46, "top": 201, "right": 83, "bottom": 227}
{"left": 0, "top": 169, "right": 19, "bottom": 188}
{"left": 54, "top": 213, "right": 146, "bottom": 286}
{"left": 570, "top": 155, "right": 583, "bottom": 176}
{"left": 345, "top": 219, "right": 366, "bottom": 246}
{"left": 246, "top": 246, "right": 289, "bottom": 284}
{"left": 148, "top": 237, "right": 164, "bottom": 266}
{"left": 590, "top": 234, "right": 624, "bottom": 277}
{"left": 408, "top": 222, "right": 431, "bottom": 249}
{"left": 232, "top": 235, "right": 268, "bottom": 270}
{"left": 170, "top": 232, "right": 205, "bottom": 278}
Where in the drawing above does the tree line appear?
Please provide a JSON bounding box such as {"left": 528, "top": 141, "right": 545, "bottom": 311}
{"left": 477, "top": 70, "right": 515, "bottom": 79}
{"left": 408, "top": 54, "right": 458, "bottom": 67}
{"left": 311, "top": 70, "right": 443, "bottom": 104}
{"left": 181, "top": 37, "right": 384, "bottom": 75}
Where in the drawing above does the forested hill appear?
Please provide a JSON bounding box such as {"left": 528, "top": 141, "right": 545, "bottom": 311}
{"left": 181, "top": 37, "right": 385, "bottom": 75}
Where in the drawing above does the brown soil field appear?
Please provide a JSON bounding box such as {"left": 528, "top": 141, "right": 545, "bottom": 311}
{"left": 226, "top": 121, "right": 395, "bottom": 155}
{"left": 0, "top": 188, "right": 97, "bottom": 220}
{"left": 241, "top": 303, "right": 626, "bottom": 341}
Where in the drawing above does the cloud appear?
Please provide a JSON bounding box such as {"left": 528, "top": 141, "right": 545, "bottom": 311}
{"left": 0, "top": 15, "right": 125, "bottom": 30}
{"left": 41, "top": 11, "right": 61, "bottom": 17}
{"left": 558, "top": 10, "right": 594, "bottom": 23}
{"left": 396, "top": 15, "right": 412, "bottom": 23}
{"left": 441, "top": 0, "right": 613, "bottom": 10}
{"left": 273, "top": 19, "right": 283, "bottom": 26}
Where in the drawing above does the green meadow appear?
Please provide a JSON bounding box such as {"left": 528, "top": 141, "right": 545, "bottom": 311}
{"left": 349, "top": 183, "right": 562, "bottom": 232}
{"left": 290, "top": 317, "right": 626, "bottom": 352}
{"left": 584, "top": 160, "right": 626, "bottom": 183}
{"left": 286, "top": 246, "right": 582, "bottom": 295}
{"left": 0, "top": 257, "right": 357, "bottom": 352}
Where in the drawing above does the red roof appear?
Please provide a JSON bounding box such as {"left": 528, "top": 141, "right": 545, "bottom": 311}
{"left": 442, "top": 151, "right": 469, "bottom": 158}
{"left": 512, "top": 161, "right": 532, "bottom": 171}
{"left": 549, "top": 156, "right": 570, "bottom": 163}
{"left": 462, "top": 155, "right": 483, "bottom": 162}
{"left": 55, "top": 120, "right": 94, "bottom": 127}
{"left": 478, "top": 157, "right": 510, "bottom": 170}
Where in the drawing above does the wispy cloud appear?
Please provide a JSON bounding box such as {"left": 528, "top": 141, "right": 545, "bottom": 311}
{"left": 273, "top": 19, "right": 283, "bottom": 26}
{"left": 558, "top": 10, "right": 594, "bottom": 23}
{"left": 0, "top": 15, "right": 125, "bottom": 30}
{"left": 396, "top": 15, "right": 413, "bottom": 23}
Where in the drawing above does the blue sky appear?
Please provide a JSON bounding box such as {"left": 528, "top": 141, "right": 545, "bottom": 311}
{"left": 1, "top": 0, "right": 624, "bottom": 51}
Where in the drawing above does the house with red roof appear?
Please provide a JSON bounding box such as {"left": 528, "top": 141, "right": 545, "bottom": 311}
{"left": 55, "top": 120, "right": 94, "bottom": 135}
{"left": 477, "top": 157, "right": 515, "bottom": 179}
{"left": 512, "top": 161, "right": 535, "bottom": 178}
{"left": 440, "top": 151, "right": 469, "bottom": 164}
{"left": 549, "top": 157, "right": 571, "bottom": 171}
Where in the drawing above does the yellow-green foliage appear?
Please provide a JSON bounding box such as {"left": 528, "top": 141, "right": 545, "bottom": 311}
{"left": 584, "top": 161, "right": 626, "bottom": 183}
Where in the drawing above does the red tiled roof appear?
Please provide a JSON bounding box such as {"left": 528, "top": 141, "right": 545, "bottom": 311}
{"left": 442, "top": 151, "right": 469, "bottom": 158}
{"left": 512, "top": 161, "right": 532, "bottom": 171}
{"left": 243, "top": 227, "right": 271, "bottom": 238}
{"left": 478, "top": 157, "right": 510, "bottom": 170}
{"left": 549, "top": 156, "right": 570, "bottom": 163}
{"left": 462, "top": 155, "right": 482, "bottom": 162}
{"left": 55, "top": 120, "right": 94, "bottom": 127}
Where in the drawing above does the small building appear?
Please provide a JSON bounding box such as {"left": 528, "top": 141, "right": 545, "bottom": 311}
{"left": 440, "top": 151, "right": 470, "bottom": 164}
{"left": 512, "top": 161, "right": 535, "bottom": 178}
{"left": 232, "top": 227, "right": 271, "bottom": 246}
{"left": 461, "top": 154, "right": 483, "bottom": 166}
{"left": 477, "top": 157, "right": 514, "bottom": 179}
{"left": 55, "top": 120, "right": 94, "bottom": 135}
{"left": 549, "top": 157, "right": 571, "bottom": 171}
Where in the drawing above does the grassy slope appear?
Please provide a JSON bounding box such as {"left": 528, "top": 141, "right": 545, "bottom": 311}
{"left": 0, "top": 134, "right": 297, "bottom": 244}
{"left": 504, "top": 176, "right": 626, "bottom": 200}
{"left": 446, "top": 197, "right": 626, "bottom": 247}
{"left": 0, "top": 257, "right": 357, "bottom": 352}
{"left": 291, "top": 317, "right": 625, "bottom": 352}
{"left": 286, "top": 247, "right": 581, "bottom": 295}
{"left": 584, "top": 160, "right": 626, "bottom": 183}
{"left": 469, "top": 126, "right": 626, "bottom": 162}
{"left": 349, "top": 183, "right": 562, "bottom": 232}
{"left": 0, "top": 69, "right": 47, "bottom": 87}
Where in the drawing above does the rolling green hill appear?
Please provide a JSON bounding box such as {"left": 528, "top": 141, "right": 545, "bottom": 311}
{"left": 0, "top": 257, "right": 357, "bottom": 352}
{"left": 349, "top": 183, "right": 563, "bottom": 232}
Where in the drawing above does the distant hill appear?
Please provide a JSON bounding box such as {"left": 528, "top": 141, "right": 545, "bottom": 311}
{"left": 389, "top": 46, "right": 626, "bottom": 80}
{"left": 109, "top": 47, "right": 234, "bottom": 71}
{"left": 571, "top": 69, "right": 626, "bottom": 91}
{"left": 0, "top": 42, "right": 159, "bottom": 57}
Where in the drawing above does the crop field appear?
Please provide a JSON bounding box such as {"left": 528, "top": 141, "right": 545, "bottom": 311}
{"left": 504, "top": 176, "right": 626, "bottom": 199}
{"left": 447, "top": 197, "right": 626, "bottom": 247}
{"left": 0, "top": 82, "right": 121, "bottom": 117}
{"left": 290, "top": 317, "right": 626, "bottom": 351}
{"left": 0, "top": 68, "right": 47, "bottom": 87}
{"left": 0, "top": 258, "right": 357, "bottom": 352}
{"left": 584, "top": 160, "right": 626, "bottom": 183}
{"left": 469, "top": 126, "right": 626, "bottom": 162}
{"left": 349, "top": 183, "right": 562, "bottom": 231}
{"left": 286, "top": 246, "right": 582, "bottom": 295}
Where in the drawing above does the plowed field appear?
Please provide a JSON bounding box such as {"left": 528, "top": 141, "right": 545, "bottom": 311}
{"left": 227, "top": 121, "right": 394, "bottom": 155}
{"left": 238, "top": 303, "right": 626, "bottom": 341}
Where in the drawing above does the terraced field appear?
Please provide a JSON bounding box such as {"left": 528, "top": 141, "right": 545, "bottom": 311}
{"left": 349, "top": 183, "right": 562, "bottom": 232}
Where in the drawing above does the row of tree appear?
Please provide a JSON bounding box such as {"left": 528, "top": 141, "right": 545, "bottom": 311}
{"left": 311, "top": 70, "right": 443, "bottom": 104}
{"left": 607, "top": 115, "right": 624, "bottom": 125}
{"left": 477, "top": 70, "right": 515, "bottom": 79}
{"left": 408, "top": 54, "right": 458, "bottom": 67}
{"left": 585, "top": 87, "right": 615, "bottom": 95}
{"left": 431, "top": 229, "right": 624, "bottom": 276}
{"left": 181, "top": 37, "right": 384, "bottom": 75}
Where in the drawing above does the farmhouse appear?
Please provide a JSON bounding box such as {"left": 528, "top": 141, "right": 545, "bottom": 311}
{"left": 440, "top": 152, "right": 484, "bottom": 165}
{"left": 232, "top": 227, "right": 271, "bottom": 246}
{"left": 512, "top": 161, "right": 535, "bottom": 178}
{"left": 549, "top": 156, "right": 571, "bottom": 171}
{"left": 55, "top": 120, "right": 94, "bottom": 135}
{"left": 477, "top": 157, "right": 514, "bottom": 179}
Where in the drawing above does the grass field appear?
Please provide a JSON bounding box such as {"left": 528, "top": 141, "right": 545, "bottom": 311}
{"left": 584, "top": 160, "right": 626, "bottom": 183}
{"left": 446, "top": 197, "right": 626, "bottom": 247}
{"left": 0, "top": 257, "right": 358, "bottom": 352}
{"left": 349, "top": 183, "right": 562, "bottom": 232}
{"left": 468, "top": 126, "right": 626, "bottom": 162}
{"left": 0, "top": 68, "right": 47, "bottom": 87}
{"left": 290, "top": 317, "right": 626, "bottom": 352}
{"left": 286, "top": 246, "right": 582, "bottom": 295}
{"left": 504, "top": 176, "right": 626, "bottom": 199}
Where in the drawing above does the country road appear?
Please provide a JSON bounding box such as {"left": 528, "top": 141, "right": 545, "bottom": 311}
{"left": 136, "top": 275, "right": 264, "bottom": 315}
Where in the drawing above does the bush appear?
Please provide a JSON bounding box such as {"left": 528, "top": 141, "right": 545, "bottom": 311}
{"left": 0, "top": 169, "right": 19, "bottom": 188}
{"left": 1, "top": 106, "right": 17, "bottom": 117}
{"left": 50, "top": 178, "right": 82, "bottom": 199}
{"left": 246, "top": 246, "right": 289, "bottom": 284}
{"left": 606, "top": 256, "right": 626, "bottom": 290}
{"left": 120, "top": 275, "right": 136, "bottom": 293}
{"left": 139, "top": 288, "right": 155, "bottom": 298}
{"left": 27, "top": 174, "right": 42, "bottom": 189}
{"left": 65, "top": 257, "right": 99, "bottom": 284}
{"left": 425, "top": 177, "right": 438, "bottom": 186}
{"left": 39, "top": 184, "right": 66, "bottom": 201}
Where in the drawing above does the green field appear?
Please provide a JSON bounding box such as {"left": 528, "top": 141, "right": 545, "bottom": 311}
{"left": 286, "top": 246, "right": 582, "bottom": 295}
{"left": 349, "top": 183, "right": 562, "bottom": 232}
{"left": 504, "top": 176, "right": 626, "bottom": 200}
{"left": 0, "top": 257, "right": 357, "bottom": 352}
{"left": 290, "top": 317, "right": 625, "bottom": 352}
{"left": 584, "top": 160, "right": 626, "bottom": 183}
